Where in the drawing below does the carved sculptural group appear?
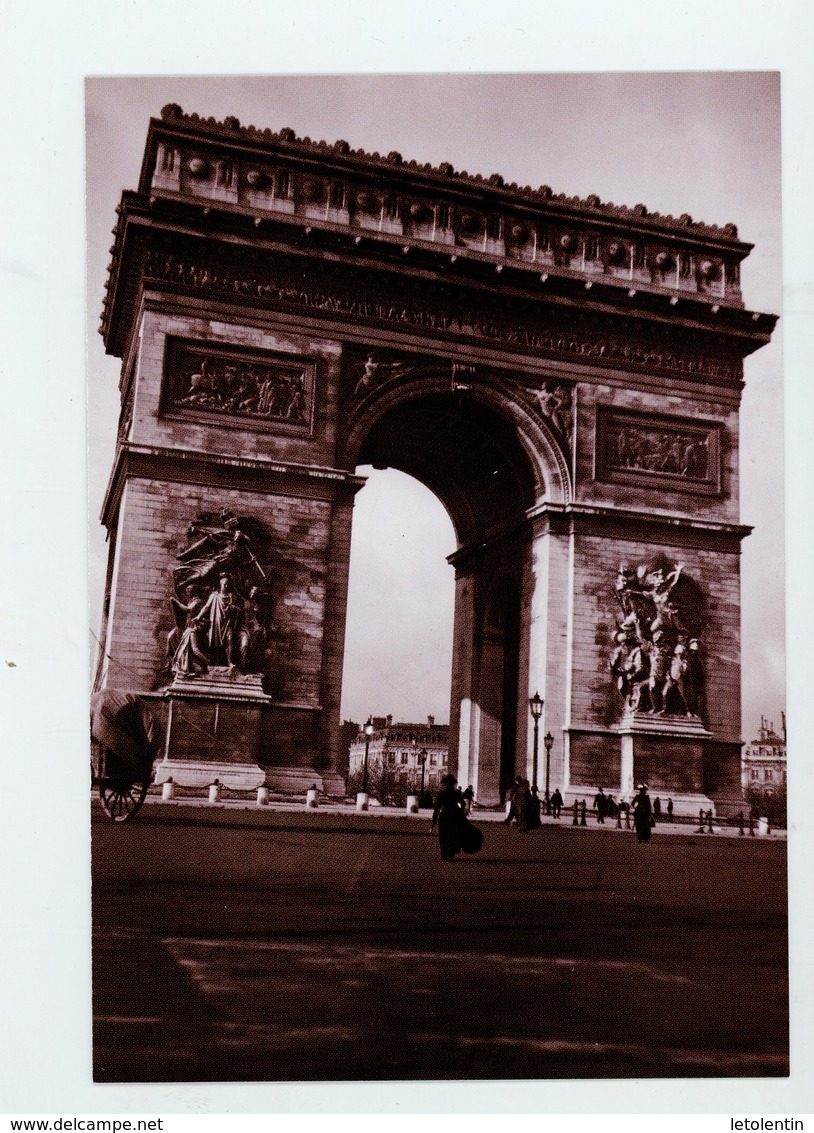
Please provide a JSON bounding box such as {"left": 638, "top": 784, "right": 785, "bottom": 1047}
{"left": 175, "top": 352, "right": 307, "bottom": 423}
{"left": 609, "top": 554, "right": 705, "bottom": 718}
{"left": 166, "top": 509, "right": 275, "bottom": 680}
{"left": 606, "top": 421, "right": 710, "bottom": 480}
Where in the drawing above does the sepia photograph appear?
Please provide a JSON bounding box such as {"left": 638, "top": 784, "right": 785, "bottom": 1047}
{"left": 85, "top": 72, "right": 789, "bottom": 1085}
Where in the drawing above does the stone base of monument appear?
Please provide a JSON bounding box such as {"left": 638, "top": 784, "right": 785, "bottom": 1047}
{"left": 615, "top": 710, "right": 714, "bottom": 815}
{"left": 563, "top": 711, "right": 720, "bottom": 818}
{"left": 563, "top": 788, "right": 716, "bottom": 819}
{"left": 262, "top": 767, "right": 346, "bottom": 796}
{"left": 155, "top": 669, "right": 346, "bottom": 798}
{"left": 155, "top": 757, "right": 266, "bottom": 791}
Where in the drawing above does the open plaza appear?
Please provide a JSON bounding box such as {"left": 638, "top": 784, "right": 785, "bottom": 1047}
{"left": 91, "top": 797, "right": 787, "bottom": 1082}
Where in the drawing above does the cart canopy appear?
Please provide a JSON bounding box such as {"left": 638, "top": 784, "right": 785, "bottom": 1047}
{"left": 91, "top": 689, "right": 160, "bottom": 769}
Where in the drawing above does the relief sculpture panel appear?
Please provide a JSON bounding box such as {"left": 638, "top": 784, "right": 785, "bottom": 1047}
{"left": 162, "top": 338, "right": 315, "bottom": 433}
{"left": 596, "top": 407, "right": 722, "bottom": 495}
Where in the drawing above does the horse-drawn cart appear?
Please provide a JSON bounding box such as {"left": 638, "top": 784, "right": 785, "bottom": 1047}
{"left": 90, "top": 689, "right": 161, "bottom": 822}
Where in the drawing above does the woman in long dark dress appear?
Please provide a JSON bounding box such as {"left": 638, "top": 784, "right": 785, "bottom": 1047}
{"left": 431, "top": 774, "right": 467, "bottom": 860}
{"left": 632, "top": 783, "right": 653, "bottom": 842}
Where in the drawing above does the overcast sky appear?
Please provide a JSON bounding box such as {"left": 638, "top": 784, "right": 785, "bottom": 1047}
{"left": 86, "top": 73, "right": 784, "bottom": 737}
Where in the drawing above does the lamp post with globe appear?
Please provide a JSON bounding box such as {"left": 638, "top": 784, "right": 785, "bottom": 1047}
{"left": 529, "top": 691, "right": 544, "bottom": 794}
{"left": 544, "top": 730, "right": 554, "bottom": 816}
{"left": 357, "top": 716, "right": 374, "bottom": 811}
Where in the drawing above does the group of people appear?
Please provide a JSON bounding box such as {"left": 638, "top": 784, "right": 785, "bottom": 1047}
{"left": 178, "top": 355, "right": 308, "bottom": 423}
{"left": 430, "top": 774, "right": 667, "bottom": 859}
{"left": 593, "top": 785, "right": 672, "bottom": 828}
{"left": 502, "top": 776, "right": 563, "bottom": 831}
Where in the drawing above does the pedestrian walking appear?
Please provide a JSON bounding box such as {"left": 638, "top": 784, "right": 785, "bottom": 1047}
{"left": 632, "top": 783, "right": 653, "bottom": 842}
{"left": 515, "top": 778, "right": 532, "bottom": 832}
{"left": 462, "top": 784, "right": 474, "bottom": 814}
{"left": 528, "top": 785, "right": 542, "bottom": 830}
{"left": 593, "top": 787, "right": 607, "bottom": 824}
{"left": 431, "top": 774, "right": 467, "bottom": 861}
{"left": 550, "top": 788, "right": 563, "bottom": 819}
{"left": 667, "top": 798, "right": 674, "bottom": 823}
{"left": 653, "top": 797, "right": 662, "bottom": 824}
{"left": 504, "top": 775, "right": 523, "bottom": 826}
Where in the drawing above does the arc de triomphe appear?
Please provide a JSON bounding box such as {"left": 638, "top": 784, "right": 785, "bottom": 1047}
{"left": 95, "top": 106, "right": 776, "bottom": 812}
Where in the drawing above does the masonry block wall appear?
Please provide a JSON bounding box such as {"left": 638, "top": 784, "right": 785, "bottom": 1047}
{"left": 575, "top": 381, "right": 740, "bottom": 516}
{"left": 99, "top": 301, "right": 363, "bottom": 774}
{"left": 561, "top": 363, "right": 745, "bottom": 803}
{"left": 130, "top": 303, "right": 344, "bottom": 462}
{"left": 105, "top": 477, "right": 334, "bottom": 701}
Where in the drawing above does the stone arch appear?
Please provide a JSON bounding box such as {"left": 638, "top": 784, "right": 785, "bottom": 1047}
{"left": 338, "top": 365, "right": 568, "bottom": 803}
{"left": 340, "top": 368, "right": 572, "bottom": 516}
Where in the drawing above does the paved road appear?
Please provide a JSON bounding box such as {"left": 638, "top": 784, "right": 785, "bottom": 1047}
{"left": 91, "top": 804, "right": 788, "bottom": 1082}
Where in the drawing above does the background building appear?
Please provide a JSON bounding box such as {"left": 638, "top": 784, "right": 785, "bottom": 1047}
{"left": 348, "top": 715, "right": 449, "bottom": 796}
{"left": 742, "top": 713, "right": 787, "bottom": 794}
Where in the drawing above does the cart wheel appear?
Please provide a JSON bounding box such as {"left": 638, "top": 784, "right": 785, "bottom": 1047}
{"left": 98, "top": 778, "right": 149, "bottom": 822}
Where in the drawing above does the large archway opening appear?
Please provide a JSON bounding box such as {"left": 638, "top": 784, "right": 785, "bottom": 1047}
{"left": 339, "top": 466, "right": 456, "bottom": 726}
{"left": 342, "top": 390, "right": 540, "bottom": 804}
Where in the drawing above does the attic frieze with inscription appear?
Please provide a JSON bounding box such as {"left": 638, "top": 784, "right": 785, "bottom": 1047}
{"left": 141, "top": 245, "right": 745, "bottom": 386}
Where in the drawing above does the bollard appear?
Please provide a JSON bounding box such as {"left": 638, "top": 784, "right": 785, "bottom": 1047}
{"left": 306, "top": 788, "right": 319, "bottom": 809}
{"left": 257, "top": 786, "right": 269, "bottom": 806}
{"left": 406, "top": 794, "right": 419, "bottom": 815}
{"left": 208, "top": 780, "right": 221, "bottom": 804}
{"left": 572, "top": 800, "right": 579, "bottom": 826}
{"left": 738, "top": 811, "right": 745, "bottom": 836}
{"left": 580, "top": 800, "right": 587, "bottom": 827}
{"left": 161, "top": 778, "right": 175, "bottom": 801}
{"left": 356, "top": 791, "right": 369, "bottom": 812}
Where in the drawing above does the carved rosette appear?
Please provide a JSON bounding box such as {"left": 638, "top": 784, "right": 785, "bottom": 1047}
{"left": 609, "top": 554, "right": 707, "bottom": 720}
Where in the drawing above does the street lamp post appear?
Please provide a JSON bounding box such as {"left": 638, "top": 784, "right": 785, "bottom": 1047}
{"left": 419, "top": 748, "right": 427, "bottom": 803}
{"left": 529, "top": 691, "right": 544, "bottom": 793}
{"left": 544, "top": 731, "right": 554, "bottom": 816}
{"left": 362, "top": 716, "right": 374, "bottom": 794}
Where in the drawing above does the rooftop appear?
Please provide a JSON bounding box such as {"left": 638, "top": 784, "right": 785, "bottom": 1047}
{"left": 154, "top": 104, "right": 745, "bottom": 244}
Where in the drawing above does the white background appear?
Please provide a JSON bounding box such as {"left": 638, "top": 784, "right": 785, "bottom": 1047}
{"left": 1, "top": 0, "right": 812, "bottom": 1118}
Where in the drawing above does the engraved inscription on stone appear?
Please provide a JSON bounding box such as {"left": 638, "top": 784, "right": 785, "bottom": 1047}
{"left": 596, "top": 408, "right": 721, "bottom": 493}
{"left": 164, "top": 339, "right": 313, "bottom": 429}
{"left": 145, "top": 250, "right": 743, "bottom": 385}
